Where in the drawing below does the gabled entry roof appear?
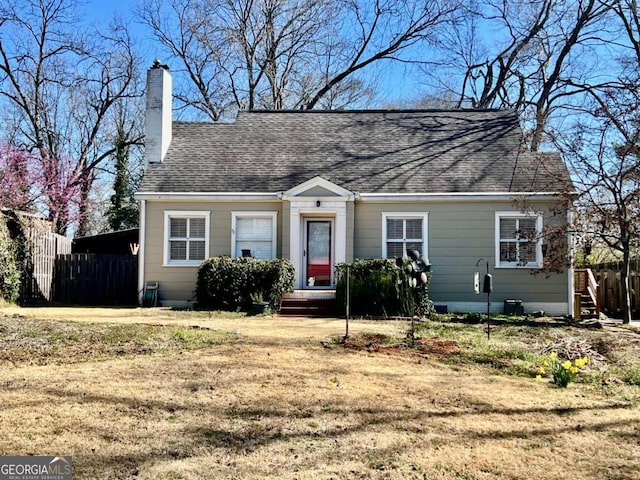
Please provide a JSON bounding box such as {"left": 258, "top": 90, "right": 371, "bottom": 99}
{"left": 284, "top": 176, "right": 354, "bottom": 198}
{"left": 138, "top": 109, "right": 572, "bottom": 195}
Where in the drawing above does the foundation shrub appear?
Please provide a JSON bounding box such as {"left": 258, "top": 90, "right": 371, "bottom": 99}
{"left": 335, "top": 258, "right": 431, "bottom": 318}
{"left": 195, "top": 256, "right": 294, "bottom": 312}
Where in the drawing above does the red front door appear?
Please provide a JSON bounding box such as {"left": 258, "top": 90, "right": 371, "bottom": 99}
{"left": 306, "top": 220, "right": 332, "bottom": 287}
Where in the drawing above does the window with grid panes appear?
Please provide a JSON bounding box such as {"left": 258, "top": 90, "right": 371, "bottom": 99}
{"left": 385, "top": 217, "right": 424, "bottom": 259}
{"left": 164, "top": 212, "right": 209, "bottom": 265}
{"left": 497, "top": 215, "right": 541, "bottom": 267}
{"left": 232, "top": 213, "right": 276, "bottom": 260}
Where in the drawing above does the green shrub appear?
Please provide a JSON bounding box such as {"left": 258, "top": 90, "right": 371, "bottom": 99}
{"left": 0, "top": 214, "right": 20, "bottom": 304}
{"left": 335, "top": 258, "right": 432, "bottom": 318}
{"left": 195, "top": 256, "right": 294, "bottom": 312}
{"left": 465, "top": 312, "right": 484, "bottom": 323}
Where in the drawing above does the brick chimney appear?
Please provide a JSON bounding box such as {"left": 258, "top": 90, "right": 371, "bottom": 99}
{"left": 145, "top": 60, "right": 172, "bottom": 164}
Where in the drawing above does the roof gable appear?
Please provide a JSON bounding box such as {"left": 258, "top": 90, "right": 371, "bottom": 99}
{"left": 138, "top": 109, "right": 572, "bottom": 195}
{"left": 285, "top": 176, "right": 354, "bottom": 198}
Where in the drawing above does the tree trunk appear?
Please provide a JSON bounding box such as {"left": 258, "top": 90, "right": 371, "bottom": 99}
{"left": 621, "top": 238, "right": 633, "bottom": 324}
{"left": 529, "top": 107, "right": 547, "bottom": 152}
{"left": 108, "top": 135, "right": 129, "bottom": 231}
{"left": 75, "top": 173, "right": 92, "bottom": 237}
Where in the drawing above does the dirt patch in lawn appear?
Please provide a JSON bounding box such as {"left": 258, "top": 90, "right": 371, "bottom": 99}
{"left": 343, "top": 332, "right": 459, "bottom": 360}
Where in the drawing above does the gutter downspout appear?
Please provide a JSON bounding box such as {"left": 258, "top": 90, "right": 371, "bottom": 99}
{"left": 138, "top": 199, "right": 146, "bottom": 305}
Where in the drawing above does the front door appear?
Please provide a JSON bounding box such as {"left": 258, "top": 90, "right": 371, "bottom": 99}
{"left": 305, "top": 219, "right": 332, "bottom": 287}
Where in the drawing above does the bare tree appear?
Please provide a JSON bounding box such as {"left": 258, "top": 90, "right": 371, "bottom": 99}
{"left": 139, "top": 0, "right": 460, "bottom": 120}
{"left": 105, "top": 97, "right": 144, "bottom": 232}
{"left": 560, "top": 108, "right": 639, "bottom": 323}
{"left": 418, "top": 0, "right": 639, "bottom": 321}
{"left": 302, "top": 0, "right": 460, "bottom": 109}
{"left": 429, "top": 0, "right": 612, "bottom": 151}
{"left": 555, "top": 0, "right": 640, "bottom": 324}
{"left": 0, "top": 0, "right": 143, "bottom": 234}
{"left": 138, "top": 0, "right": 232, "bottom": 120}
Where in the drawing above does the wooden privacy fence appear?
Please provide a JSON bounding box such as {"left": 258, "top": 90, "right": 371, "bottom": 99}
{"left": 53, "top": 254, "right": 138, "bottom": 306}
{"left": 590, "top": 260, "right": 640, "bottom": 318}
{"left": 21, "top": 228, "right": 72, "bottom": 304}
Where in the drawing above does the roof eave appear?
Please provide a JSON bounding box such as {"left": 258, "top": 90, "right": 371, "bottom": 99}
{"left": 135, "top": 191, "right": 572, "bottom": 202}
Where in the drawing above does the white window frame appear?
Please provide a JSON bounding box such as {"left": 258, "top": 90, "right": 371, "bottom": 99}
{"left": 381, "top": 212, "right": 429, "bottom": 259}
{"left": 231, "top": 211, "right": 278, "bottom": 260}
{"left": 163, "top": 210, "right": 210, "bottom": 266}
{"left": 495, "top": 211, "right": 543, "bottom": 268}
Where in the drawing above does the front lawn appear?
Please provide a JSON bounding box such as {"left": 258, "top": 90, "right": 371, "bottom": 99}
{"left": 0, "top": 307, "right": 638, "bottom": 479}
{"left": 0, "top": 315, "right": 236, "bottom": 365}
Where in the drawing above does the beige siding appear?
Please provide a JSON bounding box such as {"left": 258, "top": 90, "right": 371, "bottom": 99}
{"left": 346, "top": 201, "right": 355, "bottom": 262}
{"left": 354, "top": 201, "right": 569, "bottom": 309}
{"left": 144, "top": 197, "right": 569, "bottom": 311}
{"left": 144, "top": 200, "right": 283, "bottom": 305}
{"left": 281, "top": 201, "right": 291, "bottom": 259}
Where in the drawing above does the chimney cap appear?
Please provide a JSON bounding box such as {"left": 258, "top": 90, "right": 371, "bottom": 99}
{"left": 151, "top": 59, "right": 169, "bottom": 70}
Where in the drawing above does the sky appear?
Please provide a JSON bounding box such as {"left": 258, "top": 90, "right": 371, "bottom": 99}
{"left": 82, "top": 0, "right": 166, "bottom": 63}
{"left": 86, "top": 0, "right": 141, "bottom": 20}
{"left": 84, "top": 0, "right": 136, "bottom": 24}
{"left": 81, "top": 0, "right": 423, "bottom": 108}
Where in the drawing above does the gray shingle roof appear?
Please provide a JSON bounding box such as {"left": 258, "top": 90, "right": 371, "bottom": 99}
{"left": 138, "top": 109, "right": 571, "bottom": 194}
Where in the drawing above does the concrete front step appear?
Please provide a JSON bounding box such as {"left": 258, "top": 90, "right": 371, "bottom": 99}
{"left": 280, "top": 293, "right": 338, "bottom": 317}
{"left": 283, "top": 289, "right": 337, "bottom": 300}
{"left": 279, "top": 290, "right": 338, "bottom": 317}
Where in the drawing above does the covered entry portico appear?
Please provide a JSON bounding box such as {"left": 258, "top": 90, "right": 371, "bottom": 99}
{"left": 283, "top": 177, "right": 355, "bottom": 290}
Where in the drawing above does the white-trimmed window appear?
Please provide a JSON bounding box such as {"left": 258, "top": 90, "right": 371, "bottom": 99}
{"left": 382, "top": 213, "right": 429, "bottom": 259}
{"left": 163, "top": 211, "right": 210, "bottom": 266}
{"left": 231, "top": 212, "right": 277, "bottom": 260}
{"left": 495, "top": 212, "right": 543, "bottom": 268}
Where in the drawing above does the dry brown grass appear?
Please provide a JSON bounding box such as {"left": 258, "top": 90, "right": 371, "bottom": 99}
{"left": 1, "top": 307, "right": 639, "bottom": 479}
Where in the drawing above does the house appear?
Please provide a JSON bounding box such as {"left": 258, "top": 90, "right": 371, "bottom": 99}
{"left": 135, "top": 63, "right": 575, "bottom": 316}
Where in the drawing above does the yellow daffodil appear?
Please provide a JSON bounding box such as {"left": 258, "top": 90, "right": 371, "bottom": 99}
{"left": 536, "top": 375, "right": 543, "bottom": 382}
{"left": 550, "top": 352, "right": 557, "bottom": 361}
{"left": 575, "top": 357, "right": 588, "bottom": 368}
{"left": 562, "top": 360, "right": 572, "bottom": 369}
{"left": 570, "top": 366, "right": 579, "bottom": 374}
{"left": 538, "top": 367, "right": 546, "bottom": 374}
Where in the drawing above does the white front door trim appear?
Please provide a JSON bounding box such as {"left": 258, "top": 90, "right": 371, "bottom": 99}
{"left": 290, "top": 200, "right": 347, "bottom": 289}
{"left": 303, "top": 217, "right": 335, "bottom": 288}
